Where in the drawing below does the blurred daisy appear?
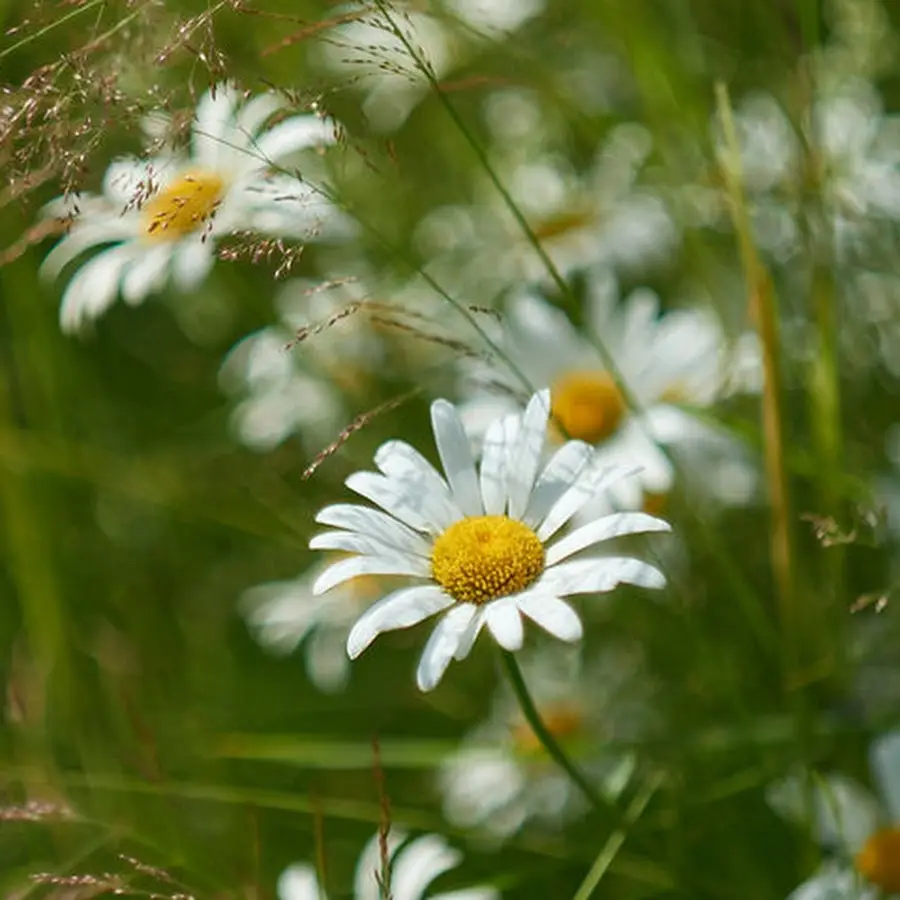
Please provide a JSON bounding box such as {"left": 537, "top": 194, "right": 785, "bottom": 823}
{"left": 314, "top": 4, "right": 452, "bottom": 132}
{"left": 41, "top": 82, "right": 344, "bottom": 332}
{"left": 440, "top": 644, "right": 655, "bottom": 838}
{"left": 458, "top": 269, "right": 760, "bottom": 511}
{"left": 240, "top": 557, "right": 393, "bottom": 693}
{"left": 682, "top": 80, "right": 900, "bottom": 266}
{"left": 219, "top": 277, "right": 383, "bottom": 453}
{"left": 436, "top": 124, "right": 676, "bottom": 296}
{"left": 310, "top": 390, "right": 669, "bottom": 691}
{"left": 768, "top": 728, "right": 900, "bottom": 898}
{"left": 277, "top": 828, "right": 497, "bottom": 899}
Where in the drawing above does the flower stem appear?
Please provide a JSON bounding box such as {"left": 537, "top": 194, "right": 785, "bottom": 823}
{"left": 499, "top": 651, "right": 609, "bottom": 814}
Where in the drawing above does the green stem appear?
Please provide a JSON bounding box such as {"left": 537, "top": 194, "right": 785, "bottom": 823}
{"left": 572, "top": 771, "right": 664, "bottom": 900}
{"left": 499, "top": 651, "right": 609, "bottom": 814}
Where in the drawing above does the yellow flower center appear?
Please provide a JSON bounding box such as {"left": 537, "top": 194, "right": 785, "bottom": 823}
{"left": 143, "top": 170, "right": 225, "bottom": 241}
{"left": 642, "top": 490, "right": 669, "bottom": 517}
{"left": 531, "top": 208, "right": 595, "bottom": 243}
{"left": 856, "top": 827, "right": 900, "bottom": 893}
{"left": 550, "top": 370, "right": 626, "bottom": 444}
{"left": 511, "top": 702, "right": 585, "bottom": 755}
{"left": 430, "top": 515, "right": 544, "bottom": 606}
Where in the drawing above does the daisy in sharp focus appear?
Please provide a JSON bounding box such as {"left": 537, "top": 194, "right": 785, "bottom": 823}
{"left": 277, "top": 828, "right": 498, "bottom": 900}
{"left": 41, "top": 82, "right": 346, "bottom": 332}
{"left": 767, "top": 728, "right": 900, "bottom": 899}
{"left": 310, "top": 389, "right": 669, "bottom": 691}
{"left": 457, "top": 268, "right": 760, "bottom": 512}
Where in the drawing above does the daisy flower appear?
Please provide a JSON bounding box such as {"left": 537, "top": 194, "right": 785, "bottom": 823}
{"left": 219, "top": 276, "right": 384, "bottom": 453}
{"left": 425, "top": 123, "right": 676, "bottom": 299}
{"left": 440, "top": 644, "right": 655, "bottom": 839}
{"left": 277, "top": 828, "right": 498, "bottom": 900}
{"left": 41, "top": 82, "right": 345, "bottom": 332}
{"left": 239, "top": 557, "right": 394, "bottom": 693}
{"left": 310, "top": 389, "right": 669, "bottom": 691}
{"left": 680, "top": 79, "right": 900, "bottom": 267}
{"left": 767, "top": 729, "right": 900, "bottom": 898}
{"left": 457, "top": 269, "right": 760, "bottom": 512}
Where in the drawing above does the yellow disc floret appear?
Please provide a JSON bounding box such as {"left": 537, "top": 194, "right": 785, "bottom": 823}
{"left": 431, "top": 515, "right": 544, "bottom": 606}
{"left": 550, "top": 370, "right": 626, "bottom": 444}
{"left": 512, "top": 702, "right": 585, "bottom": 755}
{"left": 856, "top": 827, "right": 900, "bottom": 893}
{"left": 143, "top": 170, "right": 226, "bottom": 241}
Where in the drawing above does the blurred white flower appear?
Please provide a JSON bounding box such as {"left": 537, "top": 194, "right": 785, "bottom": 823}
{"left": 453, "top": 124, "right": 677, "bottom": 292}
{"left": 219, "top": 277, "right": 383, "bottom": 453}
{"left": 457, "top": 269, "right": 760, "bottom": 511}
{"left": 310, "top": 391, "right": 668, "bottom": 691}
{"left": 314, "top": 4, "right": 452, "bottom": 132}
{"left": 41, "top": 83, "right": 346, "bottom": 332}
{"left": 684, "top": 80, "right": 900, "bottom": 266}
{"left": 768, "top": 729, "right": 900, "bottom": 898}
{"left": 240, "top": 557, "right": 397, "bottom": 692}
{"left": 439, "top": 644, "right": 654, "bottom": 839}
{"left": 277, "top": 828, "right": 497, "bottom": 899}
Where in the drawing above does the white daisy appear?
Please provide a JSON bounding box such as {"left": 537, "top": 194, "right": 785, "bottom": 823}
{"left": 310, "top": 389, "right": 669, "bottom": 691}
{"left": 433, "top": 123, "right": 676, "bottom": 298}
{"left": 768, "top": 729, "right": 900, "bottom": 898}
{"left": 439, "top": 644, "right": 654, "bottom": 839}
{"left": 457, "top": 269, "right": 760, "bottom": 512}
{"left": 277, "top": 828, "right": 497, "bottom": 900}
{"left": 680, "top": 79, "right": 900, "bottom": 267}
{"left": 240, "top": 557, "right": 395, "bottom": 693}
{"left": 219, "top": 276, "right": 384, "bottom": 453}
{"left": 313, "top": 4, "right": 453, "bottom": 133}
{"left": 41, "top": 82, "right": 346, "bottom": 332}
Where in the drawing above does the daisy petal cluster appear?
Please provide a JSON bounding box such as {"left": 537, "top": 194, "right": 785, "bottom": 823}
{"left": 277, "top": 828, "right": 497, "bottom": 900}
{"left": 41, "top": 82, "right": 347, "bottom": 332}
{"left": 768, "top": 729, "right": 900, "bottom": 898}
{"left": 458, "top": 268, "right": 760, "bottom": 511}
{"left": 310, "top": 390, "right": 669, "bottom": 691}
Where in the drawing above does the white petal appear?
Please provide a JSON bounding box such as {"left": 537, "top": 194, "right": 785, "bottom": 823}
{"left": 416, "top": 604, "right": 478, "bottom": 691}
{"left": 517, "top": 594, "right": 583, "bottom": 642}
{"left": 538, "top": 557, "right": 665, "bottom": 595}
{"left": 345, "top": 470, "right": 448, "bottom": 535}
{"left": 453, "top": 608, "right": 486, "bottom": 660}
{"left": 354, "top": 831, "right": 405, "bottom": 900}
{"left": 375, "top": 439, "right": 462, "bottom": 529}
{"left": 545, "top": 512, "right": 671, "bottom": 566}
{"left": 484, "top": 598, "right": 524, "bottom": 650}
{"left": 251, "top": 115, "right": 337, "bottom": 165}
{"left": 171, "top": 236, "right": 216, "bottom": 290}
{"left": 537, "top": 463, "right": 638, "bottom": 542}
{"left": 390, "top": 834, "right": 461, "bottom": 900}
{"left": 192, "top": 82, "right": 240, "bottom": 168}
{"left": 505, "top": 390, "right": 551, "bottom": 520}
{"left": 234, "top": 92, "right": 283, "bottom": 144}
{"left": 478, "top": 415, "right": 512, "bottom": 515}
{"left": 870, "top": 727, "right": 900, "bottom": 823}
{"left": 315, "top": 503, "right": 431, "bottom": 556}
{"left": 346, "top": 585, "right": 453, "bottom": 658}
{"left": 523, "top": 439, "right": 595, "bottom": 528}
{"left": 312, "top": 553, "right": 428, "bottom": 596}
{"left": 276, "top": 863, "right": 323, "bottom": 900}
{"left": 785, "top": 863, "right": 875, "bottom": 900}
{"left": 121, "top": 243, "right": 172, "bottom": 304}
{"left": 431, "top": 399, "right": 483, "bottom": 517}
{"left": 40, "top": 217, "right": 137, "bottom": 280}
{"left": 306, "top": 627, "right": 352, "bottom": 693}
{"left": 310, "top": 528, "right": 428, "bottom": 559}
{"left": 58, "top": 243, "right": 135, "bottom": 331}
